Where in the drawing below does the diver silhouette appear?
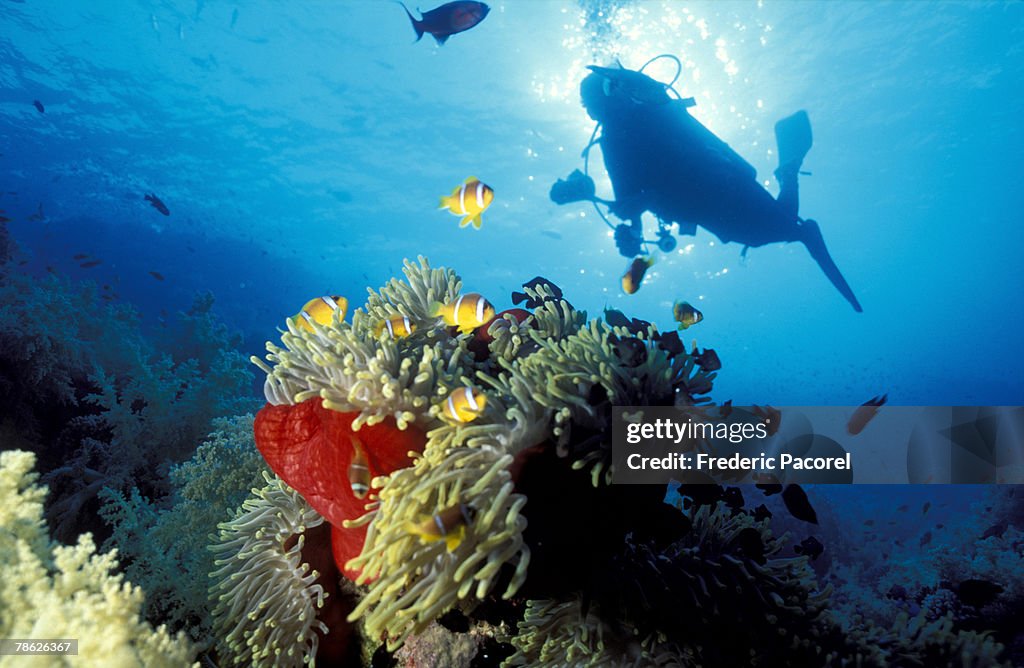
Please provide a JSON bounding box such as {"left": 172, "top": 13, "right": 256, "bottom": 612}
{"left": 550, "top": 57, "right": 863, "bottom": 313}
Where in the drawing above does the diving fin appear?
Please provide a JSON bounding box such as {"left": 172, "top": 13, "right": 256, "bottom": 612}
{"left": 774, "top": 110, "right": 813, "bottom": 173}
{"left": 799, "top": 219, "right": 863, "bottom": 313}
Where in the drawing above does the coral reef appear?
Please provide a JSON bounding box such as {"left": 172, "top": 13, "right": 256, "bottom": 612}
{"left": 231, "top": 257, "right": 1013, "bottom": 667}
{"left": 0, "top": 258, "right": 257, "bottom": 543}
{"left": 98, "top": 414, "right": 268, "bottom": 640}
{"left": 0, "top": 449, "right": 197, "bottom": 667}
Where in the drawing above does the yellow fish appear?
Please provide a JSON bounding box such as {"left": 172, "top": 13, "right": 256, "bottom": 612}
{"left": 374, "top": 314, "right": 416, "bottom": 338}
{"left": 621, "top": 256, "right": 655, "bottom": 295}
{"left": 348, "top": 437, "right": 371, "bottom": 499}
{"left": 294, "top": 295, "right": 347, "bottom": 332}
{"left": 442, "top": 386, "right": 487, "bottom": 423}
{"left": 431, "top": 293, "right": 495, "bottom": 334}
{"left": 406, "top": 503, "right": 476, "bottom": 552}
{"left": 439, "top": 176, "right": 494, "bottom": 229}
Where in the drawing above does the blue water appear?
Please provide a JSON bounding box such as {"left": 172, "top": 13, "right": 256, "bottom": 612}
{"left": 3, "top": 0, "right": 1021, "bottom": 407}
{"left": 2, "top": 1, "right": 1022, "bottom": 661}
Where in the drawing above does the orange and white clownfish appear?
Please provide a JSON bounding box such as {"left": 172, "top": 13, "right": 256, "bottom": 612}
{"left": 294, "top": 295, "right": 347, "bottom": 332}
{"left": 442, "top": 386, "right": 487, "bottom": 423}
{"left": 430, "top": 293, "right": 495, "bottom": 334}
{"left": 406, "top": 503, "right": 476, "bottom": 552}
{"left": 439, "top": 176, "right": 494, "bottom": 229}
{"left": 374, "top": 314, "right": 416, "bottom": 338}
{"left": 348, "top": 436, "right": 371, "bottom": 499}
{"left": 621, "top": 256, "right": 655, "bottom": 295}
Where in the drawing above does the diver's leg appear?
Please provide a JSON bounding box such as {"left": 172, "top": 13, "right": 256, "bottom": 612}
{"left": 775, "top": 163, "right": 800, "bottom": 220}
{"left": 773, "top": 111, "right": 812, "bottom": 219}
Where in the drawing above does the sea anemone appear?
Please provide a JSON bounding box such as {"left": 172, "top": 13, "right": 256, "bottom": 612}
{"left": 208, "top": 473, "right": 328, "bottom": 667}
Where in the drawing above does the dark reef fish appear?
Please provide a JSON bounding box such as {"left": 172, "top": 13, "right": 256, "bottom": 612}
{"left": 692, "top": 347, "right": 721, "bottom": 371}
{"left": 603, "top": 308, "right": 651, "bottom": 335}
{"left": 922, "top": 501, "right": 931, "bottom": 514}
{"left": 782, "top": 484, "right": 818, "bottom": 524}
{"left": 753, "top": 405, "right": 782, "bottom": 436}
{"left": 953, "top": 579, "right": 1004, "bottom": 608}
{"left": 79, "top": 260, "right": 102, "bottom": 268}
{"left": 847, "top": 393, "right": 887, "bottom": 435}
{"left": 145, "top": 192, "right": 170, "bottom": 216}
{"left": 610, "top": 334, "right": 647, "bottom": 368}
{"left": 752, "top": 504, "right": 772, "bottom": 522}
{"left": 722, "top": 486, "right": 744, "bottom": 510}
{"left": 756, "top": 482, "right": 783, "bottom": 496}
{"left": 33, "top": 99, "right": 44, "bottom": 113}
{"left": 919, "top": 531, "right": 932, "bottom": 547}
{"left": 512, "top": 276, "right": 564, "bottom": 309}
{"left": 980, "top": 521, "right": 1007, "bottom": 540}
{"left": 399, "top": 1, "right": 489, "bottom": 45}
{"left": 656, "top": 330, "right": 684, "bottom": 356}
{"left": 794, "top": 536, "right": 824, "bottom": 561}
{"left": 149, "top": 271, "right": 165, "bottom": 281}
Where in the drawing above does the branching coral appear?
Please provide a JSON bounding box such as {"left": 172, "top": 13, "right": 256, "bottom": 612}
{"left": 0, "top": 449, "right": 197, "bottom": 667}
{"left": 0, "top": 260, "right": 257, "bottom": 543}
{"left": 98, "top": 414, "right": 268, "bottom": 640}
{"left": 209, "top": 472, "right": 329, "bottom": 668}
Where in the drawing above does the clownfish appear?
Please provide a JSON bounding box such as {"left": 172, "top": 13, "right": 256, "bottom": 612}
{"left": 348, "top": 437, "right": 371, "bottom": 499}
{"left": 294, "top": 295, "right": 347, "bottom": 332}
{"left": 431, "top": 293, "right": 495, "bottom": 334}
{"left": 406, "top": 503, "right": 476, "bottom": 552}
{"left": 374, "top": 314, "right": 416, "bottom": 338}
{"left": 673, "top": 301, "right": 703, "bottom": 330}
{"left": 442, "top": 386, "right": 487, "bottom": 422}
{"left": 439, "top": 176, "right": 494, "bottom": 229}
{"left": 621, "top": 256, "right": 655, "bottom": 294}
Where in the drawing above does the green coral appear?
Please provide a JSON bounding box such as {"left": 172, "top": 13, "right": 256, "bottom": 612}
{"left": 209, "top": 473, "right": 329, "bottom": 668}
{"left": 98, "top": 414, "right": 268, "bottom": 641}
{"left": 0, "top": 449, "right": 197, "bottom": 667}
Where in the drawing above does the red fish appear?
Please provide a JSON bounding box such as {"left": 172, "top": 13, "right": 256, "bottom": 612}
{"left": 399, "top": 1, "right": 489, "bottom": 45}
{"left": 847, "top": 393, "right": 887, "bottom": 435}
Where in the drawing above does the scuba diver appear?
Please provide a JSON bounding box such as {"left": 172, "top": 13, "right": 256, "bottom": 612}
{"left": 550, "top": 56, "right": 863, "bottom": 312}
